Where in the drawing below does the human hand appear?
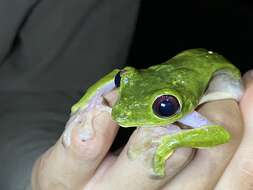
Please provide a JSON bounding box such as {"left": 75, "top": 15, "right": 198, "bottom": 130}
{"left": 31, "top": 71, "right": 253, "bottom": 190}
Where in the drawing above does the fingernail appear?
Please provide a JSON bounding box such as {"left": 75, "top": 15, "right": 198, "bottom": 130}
{"left": 243, "top": 70, "right": 253, "bottom": 88}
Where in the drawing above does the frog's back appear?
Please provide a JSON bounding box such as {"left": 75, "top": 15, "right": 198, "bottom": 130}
{"left": 148, "top": 49, "right": 240, "bottom": 85}
{"left": 166, "top": 49, "right": 240, "bottom": 79}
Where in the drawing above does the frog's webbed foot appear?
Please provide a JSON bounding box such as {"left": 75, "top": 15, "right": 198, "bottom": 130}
{"left": 153, "top": 111, "right": 230, "bottom": 177}
{"left": 199, "top": 69, "right": 244, "bottom": 104}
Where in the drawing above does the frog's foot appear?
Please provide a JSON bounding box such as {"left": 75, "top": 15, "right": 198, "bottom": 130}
{"left": 153, "top": 137, "right": 175, "bottom": 177}
{"left": 199, "top": 69, "right": 244, "bottom": 104}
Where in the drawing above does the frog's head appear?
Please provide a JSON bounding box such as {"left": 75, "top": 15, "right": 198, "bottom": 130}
{"left": 111, "top": 66, "right": 192, "bottom": 127}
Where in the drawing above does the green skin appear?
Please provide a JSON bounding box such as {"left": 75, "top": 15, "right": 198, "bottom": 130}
{"left": 71, "top": 49, "right": 241, "bottom": 177}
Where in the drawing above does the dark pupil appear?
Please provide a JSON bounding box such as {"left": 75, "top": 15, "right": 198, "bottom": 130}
{"left": 114, "top": 71, "right": 121, "bottom": 88}
{"left": 153, "top": 95, "right": 180, "bottom": 117}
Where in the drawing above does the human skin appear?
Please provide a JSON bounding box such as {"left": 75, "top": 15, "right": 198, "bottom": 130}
{"left": 31, "top": 70, "right": 253, "bottom": 190}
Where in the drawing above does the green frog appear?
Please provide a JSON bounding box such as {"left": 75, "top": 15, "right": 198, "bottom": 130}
{"left": 66, "top": 49, "right": 244, "bottom": 177}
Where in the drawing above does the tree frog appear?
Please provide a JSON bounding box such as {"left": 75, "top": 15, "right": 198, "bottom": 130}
{"left": 65, "top": 49, "right": 244, "bottom": 177}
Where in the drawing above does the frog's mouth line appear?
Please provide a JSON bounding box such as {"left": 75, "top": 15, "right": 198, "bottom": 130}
{"left": 114, "top": 122, "right": 191, "bottom": 129}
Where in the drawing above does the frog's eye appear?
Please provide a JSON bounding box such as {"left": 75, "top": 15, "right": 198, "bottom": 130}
{"left": 114, "top": 70, "right": 126, "bottom": 88}
{"left": 114, "top": 71, "right": 121, "bottom": 88}
{"left": 152, "top": 95, "right": 180, "bottom": 117}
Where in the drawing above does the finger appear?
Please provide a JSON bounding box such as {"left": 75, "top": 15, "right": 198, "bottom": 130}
{"left": 94, "top": 127, "right": 194, "bottom": 190}
{"left": 84, "top": 154, "right": 117, "bottom": 189}
{"left": 163, "top": 100, "right": 243, "bottom": 190}
{"left": 215, "top": 70, "right": 253, "bottom": 190}
{"left": 32, "top": 91, "right": 119, "bottom": 190}
{"left": 103, "top": 89, "right": 118, "bottom": 107}
{"left": 242, "top": 70, "right": 253, "bottom": 88}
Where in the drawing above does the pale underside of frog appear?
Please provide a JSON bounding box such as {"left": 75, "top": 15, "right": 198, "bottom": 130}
{"left": 64, "top": 49, "right": 244, "bottom": 177}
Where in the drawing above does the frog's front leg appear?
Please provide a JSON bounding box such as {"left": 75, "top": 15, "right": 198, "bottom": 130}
{"left": 63, "top": 69, "right": 119, "bottom": 146}
{"left": 153, "top": 112, "right": 231, "bottom": 177}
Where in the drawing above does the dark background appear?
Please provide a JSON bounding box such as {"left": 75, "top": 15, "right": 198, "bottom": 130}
{"left": 128, "top": 0, "right": 252, "bottom": 72}
{"left": 112, "top": 0, "right": 252, "bottom": 150}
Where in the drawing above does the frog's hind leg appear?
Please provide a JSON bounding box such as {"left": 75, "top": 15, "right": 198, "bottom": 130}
{"left": 153, "top": 125, "right": 230, "bottom": 177}
{"left": 199, "top": 70, "right": 244, "bottom": 105}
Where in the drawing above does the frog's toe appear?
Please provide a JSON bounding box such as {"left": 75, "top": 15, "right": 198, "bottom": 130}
{"left": 153, "top": 148, "right": 174, "bottom": 177}
{"left": 153, "top": 153, "right": 166, "bottom": 177}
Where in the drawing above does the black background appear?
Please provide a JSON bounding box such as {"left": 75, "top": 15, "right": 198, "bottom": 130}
{"left": 128, "top": 0, "right": 252, "bottom": 73}
{"left": 112, "top": 0, "right": 252, "bottom": 150}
